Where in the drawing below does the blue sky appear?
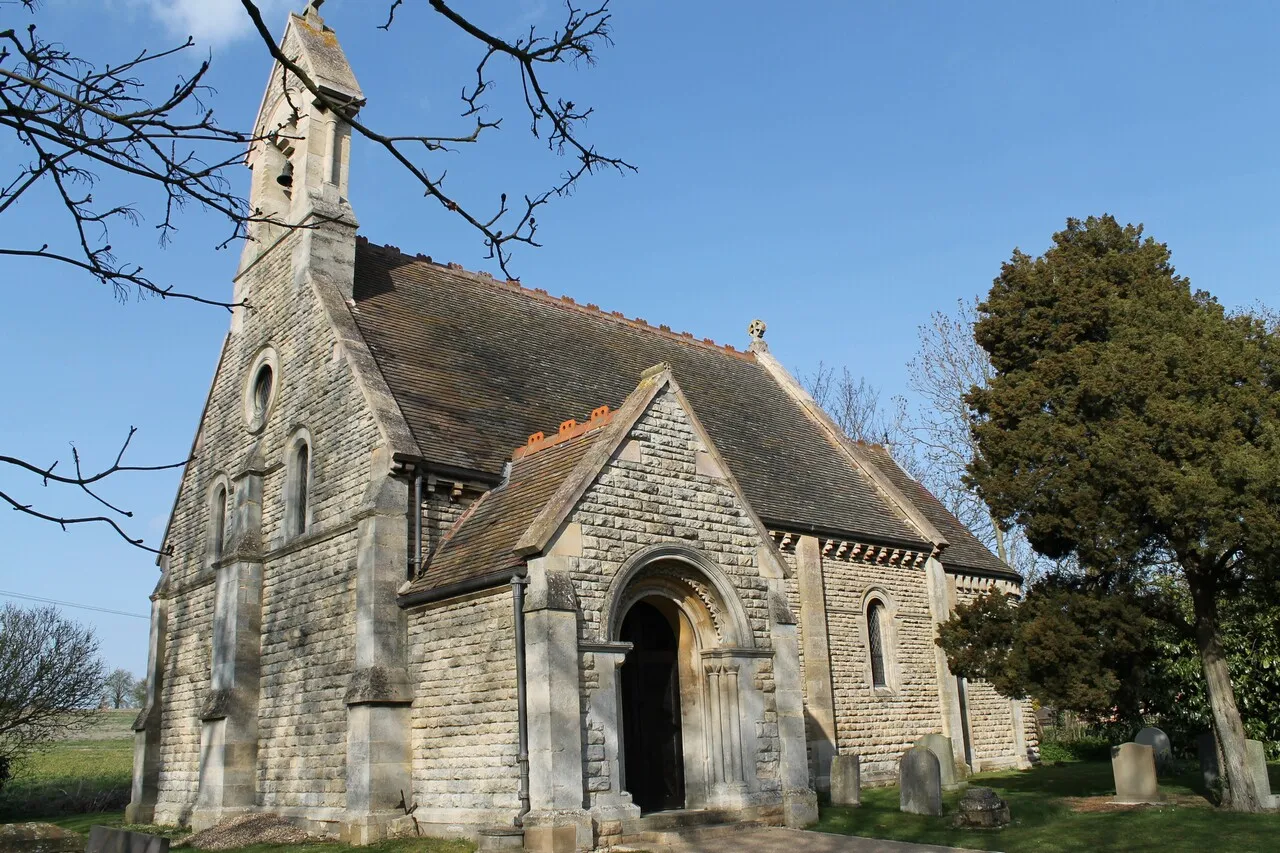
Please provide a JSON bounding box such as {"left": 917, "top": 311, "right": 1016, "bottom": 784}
{"left": 1, "top": 0, "right": 1276, "bottom": 676}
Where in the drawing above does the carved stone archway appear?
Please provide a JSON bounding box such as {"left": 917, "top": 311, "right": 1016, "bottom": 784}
{"left": 606, "top": 545, "right": 762, "bottom": 812}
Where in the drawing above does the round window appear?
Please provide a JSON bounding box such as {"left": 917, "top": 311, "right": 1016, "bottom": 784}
{"left": 252, "top": 365, "right": 274, "bottom": 420}
{"left": 244, "top": 349, "right": 279, "bottom": 432}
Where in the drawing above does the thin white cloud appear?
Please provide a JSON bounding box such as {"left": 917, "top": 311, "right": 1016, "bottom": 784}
{"left": 145, "top": 0, "right": 294, "bottom": 48}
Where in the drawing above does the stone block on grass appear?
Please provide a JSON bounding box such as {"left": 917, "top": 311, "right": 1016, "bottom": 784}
{"left": 1111, "top": 742, "right": 1162, "bottom": 805}
{"left": 830, "top": 754, "right": 860, "bottom": 806}
{"left": 914, "top": 733, "right": 965, "bottom": 791}
{"left": 899, "top": 745, "right": 942, "bottom": 816}
{"left": 953, "top": 786, "right": 1011, "bottom": 828}
{"left": 86, "top": 825, "right": 169, "bottom": 853}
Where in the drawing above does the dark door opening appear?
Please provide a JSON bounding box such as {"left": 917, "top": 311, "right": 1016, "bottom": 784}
{"left": 620, "top": 600, "right": 686, "bottom": 813}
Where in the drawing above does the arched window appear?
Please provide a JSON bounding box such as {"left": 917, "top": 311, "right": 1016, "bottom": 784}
{"left": 288, "top": 440, "right": 310, "bottom": 537}
{"left": 867, "top": 599, "right": 888, "bottom": 689}
{"left": 209, "top": 484, "right": 228, "bottom": 565}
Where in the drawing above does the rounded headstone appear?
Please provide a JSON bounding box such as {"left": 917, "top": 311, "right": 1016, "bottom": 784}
{"left": 914, "top": 733, "right": 965, "bottom": 790}
{"left": 899, "top": 745, "right": 943, "bottom": 816}
{"left": 1134, "top": 727, "right": 1173, "bottom": 775}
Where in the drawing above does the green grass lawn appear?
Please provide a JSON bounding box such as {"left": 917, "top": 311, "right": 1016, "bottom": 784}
{"left": 0, "top": 725, "right": 134, "bottom": 820}
{"left": 816, "top": 759, "right": 1280, "bottom": 853}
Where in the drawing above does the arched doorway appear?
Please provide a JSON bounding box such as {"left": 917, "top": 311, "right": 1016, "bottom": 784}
{"left": 619, "top": 600, "right": 685, "bottom": 813}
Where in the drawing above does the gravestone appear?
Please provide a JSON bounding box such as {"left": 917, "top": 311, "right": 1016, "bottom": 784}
{"left": 1111, "top": 742, "right": 1162, "bottom": 805}
{"left": 899, "top": 745, "right": 943, "bottom": 816}
{"left": 830, "top": 754, "right": 861, "bottom": 806}
{"left": 1134, "top": 727, "right": 1173, "bottom": 775}
{"left": 1243, "top": 739, "right": 1278, "bottom": 809}
{"left": 0, "top": 823, "right": 84, "bottom": 853}
{"left": 914, "top": 733, "right": 965, "bottom": 791}
{"left": 86, "top": 826, "right": 169, "bottom": 853}
{"left": 1197, "top": 731, "right": 1219, "bottom": 791}
{"left": 953, "top": 786, "right": 1011, "bottom": 828}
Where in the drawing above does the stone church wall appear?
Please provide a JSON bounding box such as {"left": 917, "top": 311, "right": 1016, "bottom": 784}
{"left": 568, "top": 389, "right": 781, "bottom": 798}
{"left": 151, "top": 227, "right": 383, "bottom": 820}
{"left": 824, "top": 557, "right": 944, "bottom": 781}
{"left": 954, "top": 580, "right": 1038, "bottom": 768}
{"left": 257, "top": 534, "right": 359, "bottom": 810}
{"left": 408, "top": 589, "right": 521, "bottom": 818}
{"left": 153, "top": 583, "right": 214, "bottom": 823}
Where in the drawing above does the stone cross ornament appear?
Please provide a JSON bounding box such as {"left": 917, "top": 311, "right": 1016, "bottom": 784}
{"left": 748, "top": 319, "right": 767, "bottom": 340}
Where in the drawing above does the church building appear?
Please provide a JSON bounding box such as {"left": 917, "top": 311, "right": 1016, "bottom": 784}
{"left": 127, "top": 6, "right": 1035, "bottom": 850}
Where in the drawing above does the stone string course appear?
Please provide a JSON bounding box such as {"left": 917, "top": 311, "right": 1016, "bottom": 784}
{"left": 152, "top": 228, "right": 381, "bottom": 818}
{"left": 408, "top": 589, "right": 521, "bottom": 813}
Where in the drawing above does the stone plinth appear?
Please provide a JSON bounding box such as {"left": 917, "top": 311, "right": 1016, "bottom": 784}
{"left": 830, "top": 755, "right": 860, "bottom": 807}
{"left": 953, "top": 786, "right": 1010, "bottom": 828}
{"left": 476, "top": 826, "right": 524, "bottom": 851}
{"left": 899, "top": 746, "right": 942, "bottom": 816}
{"left": 1134, "top": 727, "right": 1173, "bottom": 775}
{"left": 1111, "top": 742, "right": 1161, "bottom": 805}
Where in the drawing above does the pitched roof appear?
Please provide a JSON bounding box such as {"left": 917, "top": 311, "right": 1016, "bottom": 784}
{"left": 350, "top": 240, "right": 928, "bottom": 550}
{"left": 407, "top": 428, "right": 604, "bottom": 595}
{"left": 858, "top": 443, "right": 1020, "bottom": 580}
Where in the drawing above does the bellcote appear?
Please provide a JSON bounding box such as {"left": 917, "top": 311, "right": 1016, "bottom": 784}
{"left": 243, "top": 2, "right": 364, "bottom": 245}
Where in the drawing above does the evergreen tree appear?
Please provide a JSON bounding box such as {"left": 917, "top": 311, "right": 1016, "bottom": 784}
{"left": 966, "top": 215, "right": 1280, "bottom": 811}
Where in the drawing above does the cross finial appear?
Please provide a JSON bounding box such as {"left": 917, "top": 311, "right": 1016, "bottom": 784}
{"left": 748, "top": 319, "right": 766, "bottom": 340}
{"left": 306, "top": 0, "right": 325, "bottom": 16}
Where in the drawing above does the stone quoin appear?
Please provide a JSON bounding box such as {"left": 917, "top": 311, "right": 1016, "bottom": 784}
{"left": 127, "top": 4, "right": 1037, "bottom": 850}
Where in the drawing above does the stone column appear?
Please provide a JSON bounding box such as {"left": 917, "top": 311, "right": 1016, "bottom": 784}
{"left": 126, "top": 572, "right": 170, "bottom": 824}
{"left": 769, "top": 589, "right": 819, "bottom": 828}
{"left": 192, "top": 459, "right": 266, "bottom": 831}
{"left": 343, "top": 473, "right": 413, "bottom": 844}
{"left": 924, "top": 556, "right": 968, "bottom": 771}
{"left": 523, "top": 562, "right": 591, "bottom": 853}
{"left": 580, "top": 643, "right": 638, "bottom": 822}
{"left": 795, "top": 536, "right": 837, "bottom": 791}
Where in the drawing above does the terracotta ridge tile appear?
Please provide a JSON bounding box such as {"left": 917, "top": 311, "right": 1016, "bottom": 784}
{"left": 513, "top": 406, "right": 613, "bottom": 460}
{"left": 356, "top": 236, "right": 755, "bottom": 361}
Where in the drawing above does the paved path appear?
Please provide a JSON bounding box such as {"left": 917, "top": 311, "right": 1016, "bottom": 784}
{"left": 675, "top": 827, "right": 992, "bottom": 853}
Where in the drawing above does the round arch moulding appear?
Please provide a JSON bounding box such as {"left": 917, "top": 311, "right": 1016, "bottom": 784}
{"left": 602, "top": 542, "right": 756, "bottom": 650}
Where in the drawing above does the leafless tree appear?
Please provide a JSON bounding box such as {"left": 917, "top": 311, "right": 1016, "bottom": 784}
{"left": 1, "top": 0, "right": 630, "bottom": 552}
{"left": 902, "top": 298, "right": 1054, "bottom": 580}
{"left": 102, "top": 668, "right": 136, "bottom": 709}
{"left": 804, "top": 363, "right": 898, "bottom": 444}
{"left": 0, "top": 603, "right": 106, "bottom": 780}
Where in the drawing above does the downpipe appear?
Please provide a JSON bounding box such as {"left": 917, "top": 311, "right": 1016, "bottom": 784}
{"left": 512, "top": 574, "right": 531, "bottom": 826}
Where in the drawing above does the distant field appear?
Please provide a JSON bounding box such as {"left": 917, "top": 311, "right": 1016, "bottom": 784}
{"left": 0, "top": 711, "right": 134, "bottom": 820}
{"left": 66, "top": 709, "right": 137, "bottom": 742}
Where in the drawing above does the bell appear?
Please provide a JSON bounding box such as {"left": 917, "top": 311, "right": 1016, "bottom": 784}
{"left": 276, "top": 160, "right": 294, "bottom": 188}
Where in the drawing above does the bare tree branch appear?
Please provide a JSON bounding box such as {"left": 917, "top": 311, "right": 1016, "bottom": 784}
{"left": 241, "top": 0, "right": 634, "bottom": 278}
